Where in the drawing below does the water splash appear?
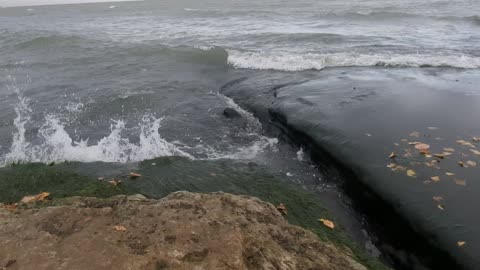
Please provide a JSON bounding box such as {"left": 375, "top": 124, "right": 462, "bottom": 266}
{"left": 0, "top": 86, "right": 193, "bottom": 165}
{"left": 0, "top": 78, "right": 278, "bottom": 166}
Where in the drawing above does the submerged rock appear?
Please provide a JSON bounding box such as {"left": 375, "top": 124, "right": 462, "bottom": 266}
{"left": 0, "top": 192, "right": 367, "bottom": 270}
{"left": 223, "top": 107, "right": 243, "bottom": 119}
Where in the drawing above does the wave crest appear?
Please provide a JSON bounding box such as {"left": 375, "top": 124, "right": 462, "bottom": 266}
{"left": 227, "top": 50, "right": 480, "bottom": 71}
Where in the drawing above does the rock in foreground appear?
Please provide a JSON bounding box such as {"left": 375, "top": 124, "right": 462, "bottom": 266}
{"left": 0, "top": 192, "right": 367, "bottom": 270}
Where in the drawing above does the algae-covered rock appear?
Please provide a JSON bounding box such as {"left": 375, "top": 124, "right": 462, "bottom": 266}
{"left": 0, "top": 191, "right": 367, "bottom": 270}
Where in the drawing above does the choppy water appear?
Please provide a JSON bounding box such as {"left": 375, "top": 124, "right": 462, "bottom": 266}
{"left": 1, "top": 0, "right": 480, "bottom": 269}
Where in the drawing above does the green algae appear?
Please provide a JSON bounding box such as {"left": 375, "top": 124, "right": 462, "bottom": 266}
{"left": 0, "top": 163, "right": 136, "bottom": 203}
{"left": 0, "top": 158, "right": 389, "bottom": 270}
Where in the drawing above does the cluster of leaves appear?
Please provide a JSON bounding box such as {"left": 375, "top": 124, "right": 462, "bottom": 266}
{"left": 386, "top": 129, "right": 480, "bottom": 248}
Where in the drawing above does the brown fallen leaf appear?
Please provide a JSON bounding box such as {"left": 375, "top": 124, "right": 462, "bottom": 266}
{"left": 443, "top": 148, "right": 455, "bottom": 152}
{"left": 466, "top": 160, "right": 477, "bottom": 167}
{"left": 276, "top": 203, "right": 288, "bottom": 216}
{"left": 1, "top": 203, "right": 17, "bottom": 211}
{"left": 35, "top": 192, "right": 50, "bottom": 201}
{"left": 20, "top": 195, "right": 36, "bottom": 204}
{"left": 457, "top": 241, "right": 466, "bottom": 247}
{"left": 129, "top": 173, "right": 142, "bottom": 179}
{"left": 389, "top": 152, "right": 397, "bottom": 158}
{"left": 455, "top": 179, "right": 466, "bottom": 186}
{"left": 409, "top": 132, "right": 420, "bottom": 138}
{"left": 392, "top": 165, "right": 407, "bottom": 172}
{"left": 387, "top": 163, "right": 397, "bottom": 168}
{"left": 430, "top": 176, "right": 440, "bottom": 182}
{"left": 432, "top": 196, "right": 443, "bottom": 202}
{"left": 415, "top": 143, "right": 430, "bottom": 151}
{"left": 407, "top": 169, "right": 416, "bottom": 177}
{"left": 458, "top": 161, "right": 465, "bottom": 167}
{"left": 424, "top": 160, "right": 440, "bottom": 168}
{"left": 113, "top": 225, "right": 127, "bottom": 232}
{"left": 20, "top": 192, "right": 51, "bottom": 204}
{"left": 445, "top": 172, "right": 456, "bottom": 176}
{"left": 470, "top": 149, "right": 480, "bottom": 156}
{"left": 457, "top": 140, "right": 476, "bottom": 148}
{"left": 408, "top": 141, "right": 422, "bottom": 145}
{"left": 108, "top": 179, "right": 122, "bottom": 186}
{"left": 433, "top": 152, "right": 452, "bottom": 159}
{"left": 473, "top": 137, "right": 480, "bottom": 142}
{"left": 419, "top": 150, "right": 430, "bottom": 155}
{"left": 437, "top": 204, "right": 445, "bottom": 210}
{"left": 319, "top": 218, "right": 335, "bottom": 229}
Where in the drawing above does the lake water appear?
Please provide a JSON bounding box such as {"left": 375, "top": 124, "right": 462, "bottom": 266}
{"left": 1, "top": 0, "right": 479, "bottom": 269}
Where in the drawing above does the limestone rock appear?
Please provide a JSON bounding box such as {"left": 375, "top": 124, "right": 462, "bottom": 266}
{"left": 0, "top": 191, "right": 366, "bottom": 270}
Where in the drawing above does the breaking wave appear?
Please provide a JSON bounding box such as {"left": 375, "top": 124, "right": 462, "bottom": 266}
{"left": 1, "top": 107, "right": 194, "bottom": 166}
{"left": 0, "top": 78, "right": 278, "bottom": 166}
{"left": 227, "top": 50, "right": 480, "bottom": 71}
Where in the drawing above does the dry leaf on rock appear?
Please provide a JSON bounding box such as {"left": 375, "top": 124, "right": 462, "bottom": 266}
{"left": 455, "top": 179, "right": 466, "bottom": 186}
{"left": 444, "top": 148, "right": 455, "bottom": 152}
{"left": 457, "top": 241, "right": 466, "bottom": 247}
{"left": 415, "top": 143, "right": 430, "bottom": 151}
{"left": 457, "top": 140, "right": 475, "bottom": 148}
{"left": 129, "top": 173, "right": 142, "bottom": 179}
{"left": 20, "top": 192, "right": 50, "bottom": 204}
{"left": 408, "top": 141, "right": 421, "bottom": 145}
{"left": 437, "top": 204, "right": 445, "bottom": 210}
{"left": 458, "top": 161, "right": 465, "bottom": 167}
{"left": 427, "top": 127, "right": 439, "bottom": 130}
{"left": 473, "top": 137, "right": 480, "bottom": 142}
{"left": 319, "top": 219, "right": 335, "bottom": 229}
{"left": 409, "top": 132, "right": 420, "bottom": 137}
{"left": 466, "top": 160, "right": 477, "bottom": 167}
{"left": 276, "top": 203, "right": 288, "bottom": 216}
{"left": 389, "top": 152, "right": 397, "bottom": 158}
{"left": 20, "top": 196, "right": 36, "bottom": 204}
{"left": 407, "top": 170, "right": 416, "bottom": 177}
{"left": 424, "top": 160, "right": 439, "bottom": 168}
{"left": 470, "top": 149, "right": 480, "bottom": 156}
{"left": 2, "top": 203, "right": 17, "bottom": 211}
{"left": 433, "top": 196, "right": 443, "bottom": 202}
{"left": 35, "top": 192, "right": 50, "bottom": 201}
{"left": 113, "top": 225, "right": 127, "bottom": 232}
{"left": 392, "top": 165, "right": 407, "bottom": 172}
{"left": 108, "top": 179, "right": 122, "bottom": 186}
{"left": 430, "top": 176, "right": 440, "bottom": 182}
{"left": 445, "top": 172, "right": 456, "bottom": 176}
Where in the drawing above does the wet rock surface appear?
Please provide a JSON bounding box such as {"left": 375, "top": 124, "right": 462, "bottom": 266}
{"left": 0, "top": 191, "right": 367, "bottom": 270}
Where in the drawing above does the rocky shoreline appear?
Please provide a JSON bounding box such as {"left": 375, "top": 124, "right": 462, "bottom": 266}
{"left": 1, "top": 191, "right": 370, "bottom": 270}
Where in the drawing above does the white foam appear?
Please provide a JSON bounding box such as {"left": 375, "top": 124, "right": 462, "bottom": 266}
{"left": 202, "top": 137, "right": 279, "bottom": 160}
{"left": 0, "top": 89, "right": 193, "bottom": 165}
{"left": 227, "top": 50, "right": 480, "bottom": 71}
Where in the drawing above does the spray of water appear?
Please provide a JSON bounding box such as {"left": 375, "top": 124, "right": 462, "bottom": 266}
{"left": 0, "top": 77, "right": 278, "bottom": 166}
